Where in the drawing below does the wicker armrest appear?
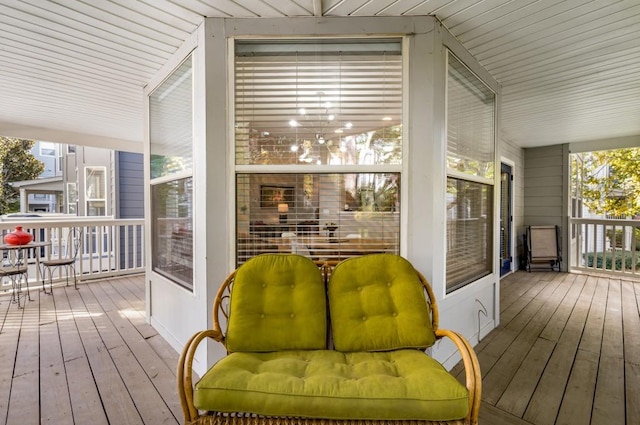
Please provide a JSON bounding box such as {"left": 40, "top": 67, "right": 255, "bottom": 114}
{"left": 435, "top": 329, "right": 482, "bottom": 425}
{"left": 178, "top": 329, "right": 224, "bottom": 423}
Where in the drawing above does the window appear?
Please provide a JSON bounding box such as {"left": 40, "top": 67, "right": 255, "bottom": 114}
{"left": 235, "top": 39, "right": 402, "bottom": 166}
{"left": 150, "top": 57, "right": 193, "bottom": 179}
{"left": 445, "top": 52, "right": 496, "bottom": 293}
{"left": 234, "top": 39, "right": 402, "bottom": 266}
{"left": 67, "top": 182, "right": 77, "bottom": 214}
{"left": 237, "top": 173, "right": 399, "bottom": 265}
{"left": 151, "top": 177, "right": 193, "bottom": 288}
{"left": 149, "top": 55, "right": 193, "bottom": 290}
{"left": 40, "top": 141, "right": 56, "bottom": 157}
{"left": 85, "top": 167, "right": 106, "bottom": 216}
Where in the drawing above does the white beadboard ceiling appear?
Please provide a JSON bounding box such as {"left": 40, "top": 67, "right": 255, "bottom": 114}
{"left": 0, "top": 0, "right": 639, "bottom": 152}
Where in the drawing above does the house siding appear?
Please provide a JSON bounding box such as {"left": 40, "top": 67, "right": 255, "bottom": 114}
{"left": 116, "top": 152, "right": 144, "bottom": 219}
{"left": 116, "top": 152, "right": 144, "bottom": 269}
{"left": 523, "top": 144, "right": 569, "bottom": 271}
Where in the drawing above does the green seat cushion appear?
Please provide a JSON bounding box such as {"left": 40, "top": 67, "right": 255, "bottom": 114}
{"left": 328, "top": 254, "right": 436, "bottom": 352}
{"left": 226, "top": 254, "right": 327, "bottom": 352}
{"left": 194, "top": 349, "right": 469, "bottom": 421}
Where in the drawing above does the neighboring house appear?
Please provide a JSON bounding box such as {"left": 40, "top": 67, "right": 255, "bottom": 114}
{"left": 10, "top": 141, "right": 64, "bottom": 213}
{"left": 12, "top": 142, "right": 143, "bottom": 219}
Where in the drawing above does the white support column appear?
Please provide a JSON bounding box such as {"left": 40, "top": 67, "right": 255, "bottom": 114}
{"left": 20, "top": 188, "right": 28, "bottom": 213}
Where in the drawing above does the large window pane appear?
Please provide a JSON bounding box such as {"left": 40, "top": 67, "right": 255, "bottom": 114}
{"left": 235, "top": 39, "right": 402, "bottom": 166}
{"left": 236, "top": 173, "right": 400, "bottom": 265}
{"left": 447, "top": 53, "right": 495, "bottom": 180}
{"left": 151, "top": 177, "right": 193, "bottom": 290}
{"left": 150, "top": 56, "right": 193, "bottom": 179}
{"left": 446, "top": 178, "right": 493, "bottom": 292}
{"left": 446, "top": 51, "right": 496, "bottom": 292}
{"left": 149, "top": 55, "right": 194, "bottom": 290}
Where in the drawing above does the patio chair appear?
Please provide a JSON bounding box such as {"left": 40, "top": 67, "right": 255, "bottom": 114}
{"left": 41, "top": 227, "right": 83, "bottom": 292}
{"left": 525, "top": 225, "right": 561, "bottom": 271}
{"left": 0, "top": 248, "right": 30, "bottom": 308}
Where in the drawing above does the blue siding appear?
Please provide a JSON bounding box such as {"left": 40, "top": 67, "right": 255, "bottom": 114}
{"left": 117, "top": 152, "right": 144, "bottom": 219}
{"left": 117, "top": 152, "right": 144, "bottom": 268}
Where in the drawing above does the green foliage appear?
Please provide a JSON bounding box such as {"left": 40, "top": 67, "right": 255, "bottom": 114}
{"left": 584, "top": 250, "right": 640, "bottom": 271}
{"left": 0, "top": 137, "right": 46, "bottom": 214}
{"left": 582, "top": 148, "right": 640, "bottom": 217}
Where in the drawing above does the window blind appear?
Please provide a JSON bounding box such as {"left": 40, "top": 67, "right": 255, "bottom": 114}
{"left": 235, "top": 39, "right": 402, "bottom": 166}
{"left": 447, "top": 53, "right": 495, "bottom": 180}
{"left": 149, "top": 56, "right": 193, "bottom": 179}
{"left": 236, "top": 173, "right": 400, "bottom": 266}
{"left": 446, "top": 51, "right": 496, "bottom": 292}
{"left": 151, "top": 177, "right": 193, "bottom": 290}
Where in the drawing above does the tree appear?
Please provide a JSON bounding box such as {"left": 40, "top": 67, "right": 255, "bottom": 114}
{"left": 0, "top": 137, "right": 45, "bottom": 214}
{"left": 582, "top": 147, "right": 640, "bottom": 217}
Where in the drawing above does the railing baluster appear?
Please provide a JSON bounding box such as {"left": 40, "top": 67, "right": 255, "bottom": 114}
{"left": 0, "top": 218, "right": 144, "bottom": 285}
{"left": 571, "top": 218, "right": 640, "bottom": 277}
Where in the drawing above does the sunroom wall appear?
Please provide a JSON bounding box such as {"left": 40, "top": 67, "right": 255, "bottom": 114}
{"left": 145, "top": 16, "right": 502, "bottom": 375}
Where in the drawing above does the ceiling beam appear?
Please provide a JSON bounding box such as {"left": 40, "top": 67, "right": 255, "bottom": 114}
{"left": 0, "top": 121, "right": 143, "bottom": 153}
{"left": 313, "top": 0, "right": 322, "bottom": 16}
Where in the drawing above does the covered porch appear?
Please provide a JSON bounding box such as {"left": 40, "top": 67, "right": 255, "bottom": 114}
{"left": 1, "top": 271, "right": 638, "bottom": 425}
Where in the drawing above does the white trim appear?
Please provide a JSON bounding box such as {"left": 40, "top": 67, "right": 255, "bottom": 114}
{"left": 235, "top": 164, "right": 402, "bottom": 174}
{"left": 144, "top": 30, "right": 198, "bottom": 96}
{"left": 500, "top": 157, "right": 516, "bottom": 274}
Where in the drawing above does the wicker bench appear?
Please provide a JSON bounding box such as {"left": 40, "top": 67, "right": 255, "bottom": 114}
{"left": 178, "top": 253, "right": 481, "bottom": 425}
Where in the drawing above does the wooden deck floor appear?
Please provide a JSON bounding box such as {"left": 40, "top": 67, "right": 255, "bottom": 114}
{"left": 463, "top": 271, "right": 640, "bottom": 425}
{"left": 1, "top": 271, "right": 638, "bottom": 424}
{"left": 0, "top": 275, "right": 181, "bottom": 425}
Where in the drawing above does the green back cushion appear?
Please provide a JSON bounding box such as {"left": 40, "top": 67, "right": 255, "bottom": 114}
{"left": 226, "top": 254, "right": 327, "bottom": 352}
{"left": 328, "top": 254, "right": 436, "bottom": 352}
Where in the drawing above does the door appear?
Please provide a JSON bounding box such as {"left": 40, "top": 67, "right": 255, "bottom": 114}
{"left": 500, "top": 163, "right": 513, "bottom": 276}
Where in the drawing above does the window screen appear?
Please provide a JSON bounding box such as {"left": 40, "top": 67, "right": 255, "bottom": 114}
{"left": 446, "top": 51, "right": 496, "bottom": 293}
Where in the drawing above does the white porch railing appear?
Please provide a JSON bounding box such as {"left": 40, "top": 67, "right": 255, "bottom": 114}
{"left": 0, "top": 217, "right": 144, "bottom": 289}
{"left": 570, "top": 218, "right": 640, "bottom": 276}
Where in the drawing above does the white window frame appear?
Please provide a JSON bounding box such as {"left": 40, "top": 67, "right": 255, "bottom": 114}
{"left": 39, "top": 141, "right": 57, "bottom": 157}
{"left": 444, "top": 50, "right": 497, "bottom": 294}
{"left": 85, "top": 166, "right": 107, "bottom": 216}
{"left": 232, "top": 36, "right": 407, "bottom": 265}
{"left": 67, "top": 182, "right": 77, "bottom": 214}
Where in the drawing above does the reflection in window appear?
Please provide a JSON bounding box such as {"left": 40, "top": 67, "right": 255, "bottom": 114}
{"left": 152, "top": 177, "right": 193, "bottom": 290}
{"left": 235, "top": 39, "right": 402, "bottom": 166}
{"left": 236, "top": 173, "right": 400, "bottom": 266}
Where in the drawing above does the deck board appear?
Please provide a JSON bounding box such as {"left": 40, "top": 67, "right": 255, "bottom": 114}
{"left": 0, "top": 275, "right": 180, "bottom": 425}
{"left": 1, "top": 271, "right": 638, "bottom": 424}
{"left": 477, "top": 271, "right": 639, "bottom": 425}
